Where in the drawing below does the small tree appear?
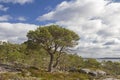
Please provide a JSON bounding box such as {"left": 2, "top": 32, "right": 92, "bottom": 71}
{"left": 27, "top": 25, "right": 80, "bottom": 72}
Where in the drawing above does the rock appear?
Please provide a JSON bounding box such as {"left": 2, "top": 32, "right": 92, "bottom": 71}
{"left": 103, "top": 78, "right": 119, "bottom": 80}
{"left": 79, "top": 68, "right": 107, "bottom": 77}
{"left": 96, "top": 70, "right": 106, "bottom": 76}
{"left": 0, "top": 66, "right": 8, "bottom": 73}
{"left": 69, "top": 67, "right": 77, "bottom": 72}
{"left": 89, "top": 71, "right": 97, "bottom": 76}
{"left": 79, "top": 68, "right": 91, "bottom": 74}
{"left": 0, "top": 64, "right": 21, "bottom": 73}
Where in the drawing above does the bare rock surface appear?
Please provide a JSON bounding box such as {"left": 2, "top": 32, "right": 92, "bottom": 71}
{"left": 0, "top": 64, "right": 20, "bottom": 73}
{"left": 103, "top": 78, "right": 119, "bottom": 80}
{"left": 80, "top": 68, "right": 106, "bottom": 77}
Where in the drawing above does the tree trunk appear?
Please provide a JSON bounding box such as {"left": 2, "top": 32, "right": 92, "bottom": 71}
{"left": 48, "top": 54, "right": 54, "bottom": 72}
{"left": 53, "top": 56, "right": 59, "bottom": 68}
{"left": 53, "top": 47, "right": 63, "bottom": 68}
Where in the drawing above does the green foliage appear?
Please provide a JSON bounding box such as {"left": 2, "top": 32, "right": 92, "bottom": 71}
{"left": 0, "top": 72, "right": 41, "bottom": 80}
{"left": 59, "top": 53, "right": 84, "bottom": 69}
{"left": 27, "top": 25, "right": 80, "bottom": 49}
{"left": 83, "top": 58, "right": 101, "bottom": 69}
{"left": 26, "top": 25, "right": 80, "bottom": 72}
{"left": 1, "top": 41, "right": 120, "bottom": 79}
{"left": 27, "top": 67, "right": 92, "bottom": 80}
{"left": 0, "top": 42, "right": 25, "bottom": 63}
{"left": 102, "top": 61, "right": 120, "bottom": 75}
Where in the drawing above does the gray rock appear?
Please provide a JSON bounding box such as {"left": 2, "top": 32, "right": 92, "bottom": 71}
{"left": 69, "top": 67, "right": 77, "bottom": 72}
{"left": 103, "top": 78, "right": 119, "bottom": 80}
{"left": 0, "top": 64, "right": 20, "bottom": 73}
{"left": 89, "top": 71, "right": 98, "bottom": 76}
{"left": 96, "top": 70, "right": 106, "bottom": 76}
{"left": 80, "top": 68, "right": 91, "bottom": 74}
{"left": 80, "top": 68, "right": 106, "bottom": 77}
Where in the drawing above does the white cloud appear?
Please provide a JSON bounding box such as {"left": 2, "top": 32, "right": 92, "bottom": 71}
{"left": 38, "top": 0, "right": 120, "bottom": 58}
{"left": 0, "top": 4, "right": 9, "bottom": 11}
{"left": 0, "top": 22, "right": 38, "bottom": 43}
{"left": 0, "top": 16, "right": 27, "bottom": 22}
{"left": 0, "top": 15, "right": 12, "bottom": 21}
{"left": 0, "top": 0, "right": 34, "bottom": 5}
{"left": 17, "top": 17, "right": 26, "bottom": 21}
{"left": 37, "top": 0, "right": 107, "bottom": 21}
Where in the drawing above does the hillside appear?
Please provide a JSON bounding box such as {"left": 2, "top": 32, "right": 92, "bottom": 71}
{"left": 0, "top": 42, "right": 120, "bottom": 80}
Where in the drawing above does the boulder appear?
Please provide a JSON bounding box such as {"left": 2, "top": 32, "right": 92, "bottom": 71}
{"left": 89, "top": 71, "right": 97, "bottom": 76}
{"left": 79, "top": 68, "right": 91, "bottom": 74}
{"left": 0, "top": 64, "right": 20, "bottom": 73}
{"left": 79, "top": 68, "right": 106, "bottom": 77}
{"left": 69, "top": 67, "right": 77, "bottom": 72}
{"left": 96, "top": 70, "right": 106, "bottom": 76}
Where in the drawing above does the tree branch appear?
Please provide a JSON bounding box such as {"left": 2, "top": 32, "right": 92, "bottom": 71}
{"left": 53, "top": 43, "right": 59, "bottom": 54}
{"left": 53, "top": 46, "right": 64, "bottom": 68}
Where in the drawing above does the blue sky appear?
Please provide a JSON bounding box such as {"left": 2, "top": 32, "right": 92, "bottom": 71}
{"left": 0, "top": 0, "right": 120, "bottom": 58}
{"left": 0, "top": 0, "right": 120, "bottom": 24}
{"left": 115, "top": 0, "right": 120, "bottom": 2}
{"left": 0, "top": 0, "right": 71, "bottom": 25}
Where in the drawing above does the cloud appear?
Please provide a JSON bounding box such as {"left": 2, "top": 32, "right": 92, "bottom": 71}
{"left": 17, "top": 17, "right": 26, "bottom": 21}
{"left": 0, "top": 16, "right": 27, "bottom": 22}
{"left": 37, "top": 0, "right": 120, "bottom": 58}
{"left": 0, "top": 0, "right": 34, "bottom": 5}
{"left": 0, "top": 22, "right": 38, "bottom": 43}
{"left": 0, "top": 4, "right": 9, "bottom": 11}
{"left": 37, "top": 0, "right": 107, "bottom": 21}
{"left": 104, "top": 38, "right": 120, "bottom": 45}
{"left": 0, "top": 15, "right": 12, "bottom": 21}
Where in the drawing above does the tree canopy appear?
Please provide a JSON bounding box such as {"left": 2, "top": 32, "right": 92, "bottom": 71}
{"left": 27, "top": 25, "right": 80, "bottom": 72}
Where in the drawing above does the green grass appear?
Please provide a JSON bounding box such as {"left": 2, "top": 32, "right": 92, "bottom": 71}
{"left": 26, "top": 67, "right": 93, "bottom": 80}
{"left": 0, "top": 70, "right": 93, "bottom": 80}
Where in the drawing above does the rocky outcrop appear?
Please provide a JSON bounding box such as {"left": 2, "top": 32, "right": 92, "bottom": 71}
{"left": 79, "top": 68, "right": 106, "bottom": 77}
{"left": 103, "top": 78, "right": 119, "bottom": 80}
{"left": 96, "top": 70, "right": 106, "bottom": 76}
{"left": 89, "top": 71, "right": 98, "bottom": 76}
{"left": 79, "top": 68, "right": 91, "bottom": 74}
{"left": 0, "top": 64, "right": 21, "bottom": 73}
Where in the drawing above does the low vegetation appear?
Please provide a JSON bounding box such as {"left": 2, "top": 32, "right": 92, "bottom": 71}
{"left": 0, "top": 25, "right": 120, "bottom": 80}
